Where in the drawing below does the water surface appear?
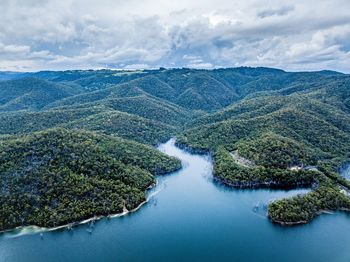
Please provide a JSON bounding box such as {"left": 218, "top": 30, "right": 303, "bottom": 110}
{"left": 1, "top": 139, "right": 350, "bottom": 262}
{"left": 341, "top": 164, "right": 350, "bottom": 181}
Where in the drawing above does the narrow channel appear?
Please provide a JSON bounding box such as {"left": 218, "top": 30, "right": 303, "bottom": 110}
{"left": 0, "top": 139, "right": 350, "bottom": 262}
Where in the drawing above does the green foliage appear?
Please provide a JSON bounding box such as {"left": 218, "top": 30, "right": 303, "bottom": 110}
{"left": 236, "top": 132, "right": 315, "bottom": 169}
{"left": 179, "top": 92, "right": 350, "bottom": 166}
{"left": 0, "top": 106, "right": 176, "bottom": 145}
{"left": 214, "top": 147, "right": 317, "bottom": 188}
{"left": 1, "top": 67, "right": 350, "bottom": 228}
{"left": 63, "top": 110, "right": 176, "bottom": 145}
{"left": 33, "top": 69, "right": 147, "bottom": 91}
{"left": 0, "top": 108, "right": 105, "bottom": 135}
{"left": 48, "top": 95, "right": 193, "bottom": 126}
{"left": 0, "top": 128, "right": 181, "bottom": 231}
{"left": 268, "top": 180, "right": 350, "bottom": 224}
{"left": 177, "top": 71, "right": 350, "bottom": 225}
{"left": 44, "top": 67, "right": 330, "bottom": 112}
{"left": 0, "top": 78, "right": 81, "bottom": 111}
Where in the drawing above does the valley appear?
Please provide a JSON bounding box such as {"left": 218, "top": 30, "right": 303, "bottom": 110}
{"left": 1, "top": 139, "right": 349, "bottom": 262}
{"left": 1, "top": 67, "right": 350, "bottom": 231}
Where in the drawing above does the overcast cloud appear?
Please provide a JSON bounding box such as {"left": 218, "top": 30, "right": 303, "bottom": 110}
{"left": 0, "top": 0, "right": 349, "bottom": 72}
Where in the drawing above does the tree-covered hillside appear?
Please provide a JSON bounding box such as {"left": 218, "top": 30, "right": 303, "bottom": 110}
{"left": 0, "top": 67, "right": 349, "bottom": 228}
{"left": 179, "top": 79, "right": 350, "bottom": 164}
{"left": 47, "top": 95, "right": 194, "bottom": 126}
{"left": 0, "top": 105, "right": 179, "bottom": 146}
{"left": 0, "top": 78, "right": 83, "bottom": 112}
{"left": 39, "top": 67, "right": 343, "bottom": 112}
{"left": 175, "top": 69, "right": 350, "bottom": 225}
{"left": 0, "top": 128, "right": 181, "bottom": 231}
{"left": 63, "top": 110, "right": 176, "bottom": 145}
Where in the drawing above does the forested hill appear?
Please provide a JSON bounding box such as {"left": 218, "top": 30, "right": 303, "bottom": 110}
{"left": 0, "top": 128, "right": 181, "bottom": 231}
{"left": 0, "top": 66, "right": 350, "bottom": 229}
{"left": 0, "top": 78, "right": 82, "bottom": 111}
{"left": 3, "top": 67, "right": 342, "bottom": 112}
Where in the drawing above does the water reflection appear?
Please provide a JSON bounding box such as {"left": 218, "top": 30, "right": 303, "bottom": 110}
{"left": 0, "top": 139, "right": 349, "bottom": 262}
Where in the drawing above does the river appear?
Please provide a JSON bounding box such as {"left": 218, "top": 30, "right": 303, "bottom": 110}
{"left": 0, "top": 139, "right": 350, "bottom": 261}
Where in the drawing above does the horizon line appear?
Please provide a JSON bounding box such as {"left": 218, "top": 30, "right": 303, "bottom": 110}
{"left": 0, "top": 66, "right": 348, "bottom": 75}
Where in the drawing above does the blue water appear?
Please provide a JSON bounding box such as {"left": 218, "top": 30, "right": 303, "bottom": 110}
{"left": 341, "top": 164, "right": 350, "bottom": 181}
{"left": 1, "top": 139, "right": 350, "bottom": 262}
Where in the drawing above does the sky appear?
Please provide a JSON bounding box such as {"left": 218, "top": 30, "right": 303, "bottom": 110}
{"left": 0, "top": 0, "right": 350, "bottom": 72}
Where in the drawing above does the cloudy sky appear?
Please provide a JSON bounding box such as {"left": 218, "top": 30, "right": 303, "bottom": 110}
{"left": 1, "top": 0, "right": 350, "bottom": 72}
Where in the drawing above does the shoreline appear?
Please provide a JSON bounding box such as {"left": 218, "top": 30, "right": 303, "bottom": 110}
{"left": 269, "top": 208, "right": 350, "bottom": 226}
{"left": 174, "top": 140, "right": 212, "bottom": 156}
{"left": 1, "top": 139, "right": 182, "bottom": 237}
{"left": 0, "top": 200, "right": 145, "bottom": 236}
{"left": 3, "top": 139, "right": 350, "bottom": 234}
{"left": 0, "top": 181, "right": 163, "bottom": 236}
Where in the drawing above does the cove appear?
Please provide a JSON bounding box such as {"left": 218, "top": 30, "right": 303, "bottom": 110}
{"left": 0, "top": 139, "right": 350, "bottom": 262}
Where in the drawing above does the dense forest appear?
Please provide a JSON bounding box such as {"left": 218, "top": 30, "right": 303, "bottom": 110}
{"left": 268, "top": 176, "right": 350, "bottom": 224}
{"left": 0, "top": 128, "right": 181, "bottom": 231}
{"left": 1, "top": 67, "right": 350, "bottom": 230}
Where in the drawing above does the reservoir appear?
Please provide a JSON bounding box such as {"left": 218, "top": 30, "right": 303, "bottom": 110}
{"left": 0, "top": 139, "right": 349, "bottom": 261}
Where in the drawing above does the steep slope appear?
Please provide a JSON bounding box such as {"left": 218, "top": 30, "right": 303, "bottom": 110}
{"left": 154, "top": 67, "right": 342, "bottom": 111}
{"left": 0, "top": 78, "right": 81, "bottom": 112}
{"left": 44, "top": 84, "right": 144, "bottom": 109}
{"left": 177, "top": 73, "right": 350, "bottom": 225}
{"left": 0, "top": 107, "right": 175, "bottom": 145}
{"left": 1, "top": 67, "right": 349, "bottom": 227}
{"left": 48, "top": 69, "right": 239, "bottom": 112}
{"left": 0, "top": 108, "right": 105, "bottom": 135}
{"left": 47, "top": 95, "right": 193, "bottom": 126}
{"left": 179, "top": 97, "right": 350, "bottom": 165}
{"left": 96, "top": 96, "right": 193, "bottom": 125}
{"left": 174, "top": 73, "right": 238, "bottom": 111}
{"left": 268, "top": 178, "right": 350, "bottom": 225}
{"left": 183, "top": 75, "right": 350, "bottom": 160}
{"left": 44, "top": 73, "right": 183, "bottom": 110}
{"left": 27, "top": 67, "right": 343, "bottom": 115}
{"left": 0, "top": 128, "right": 181, "bottom": 231}
{"left": 44, "top": 68, "right": 292, "bottom": 113}
{"left": 63, "top": 110, "right": 176, "bottom": 145}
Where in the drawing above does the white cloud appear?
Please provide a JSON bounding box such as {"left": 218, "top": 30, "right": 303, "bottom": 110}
{"left": 187, "top": 62, "right": 214, "bottom": 69}
{"left": 0, "top": 0, "right": 350, "bottom": 72}
{"left": 0, "top": 43, "right": 30, "bottom": 55}
{"left": 123, "top": 64, "right": 151, "bottom": 70}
